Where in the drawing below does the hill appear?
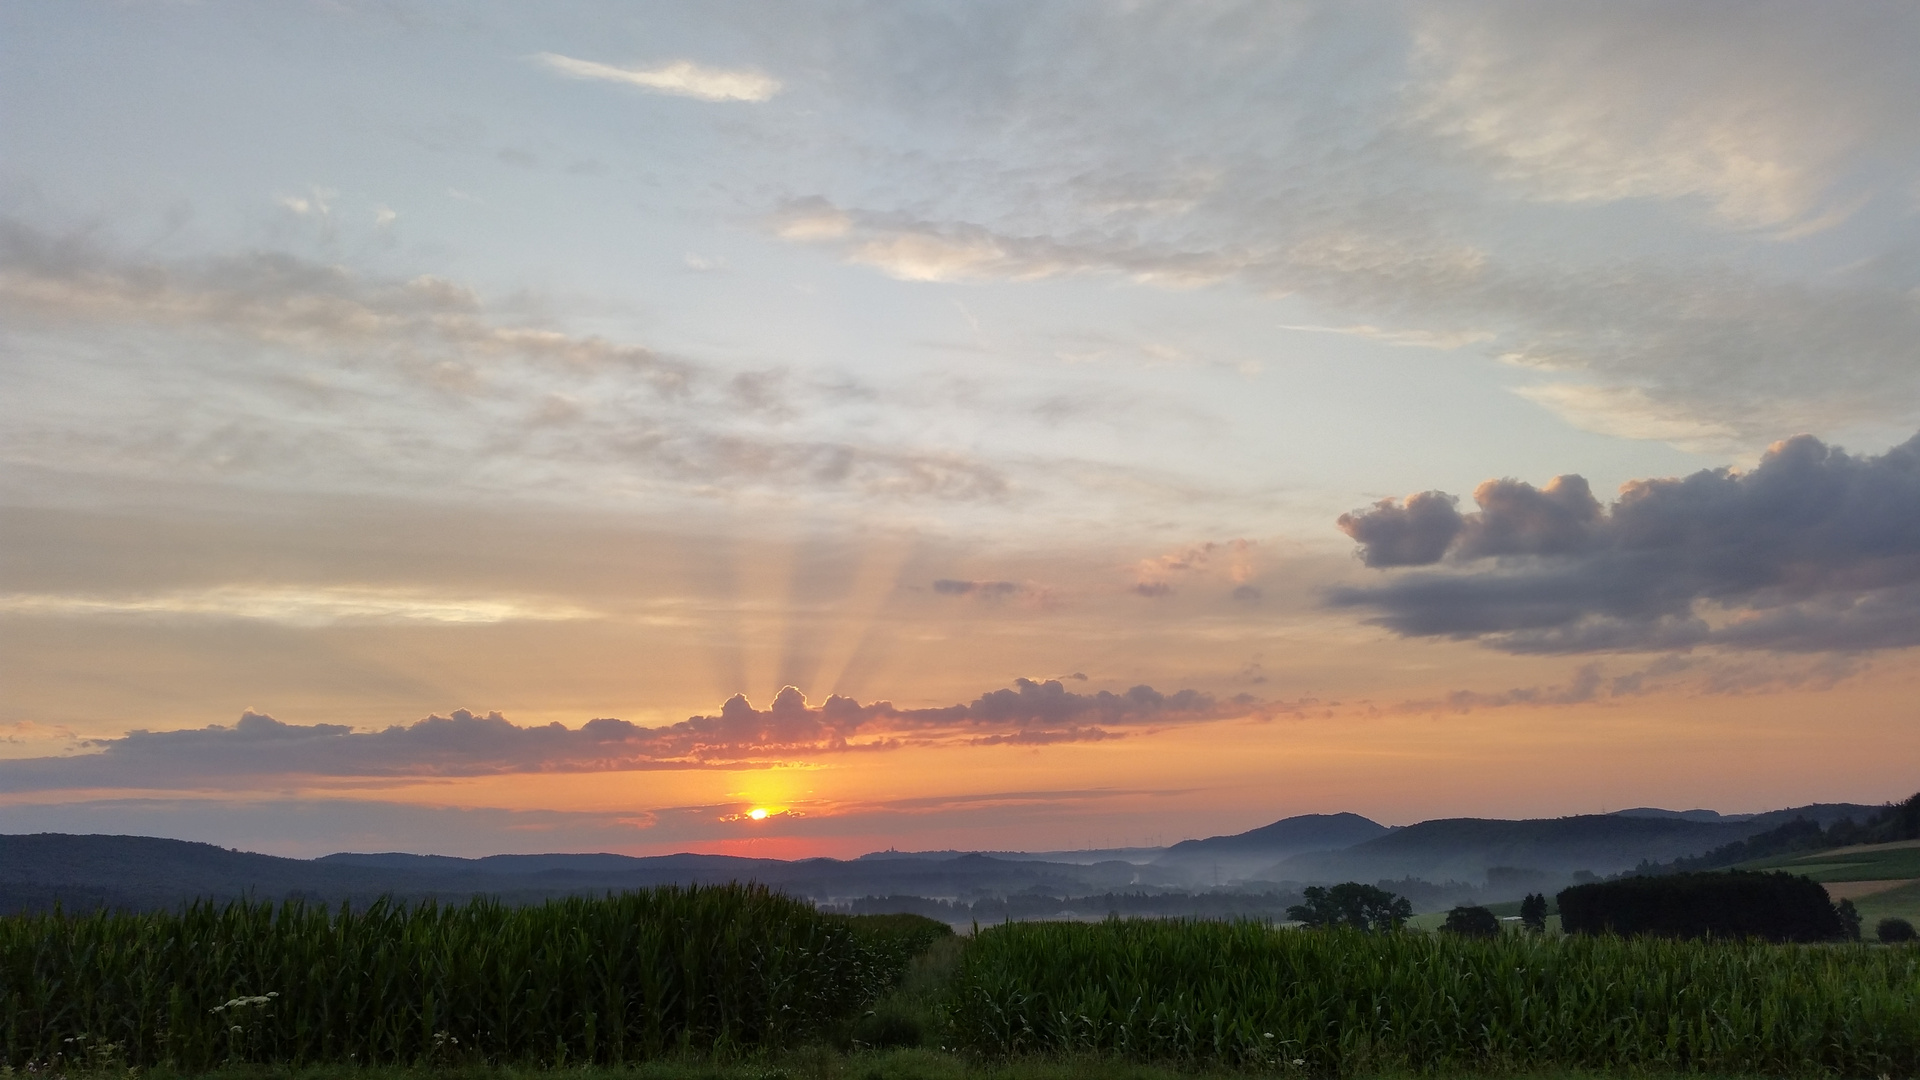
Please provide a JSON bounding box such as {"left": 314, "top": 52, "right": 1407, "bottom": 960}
{"left": 1, "top": 798, "right": 1894, "bottom": 914}
{"left": 1264, "top": 803, "right": 1879, "bottom": 895}
{"left": 0, "top": 834, "right": 1168, "bottom": 914}
{"left": 1151, "top": 813, "right": 1388, "bottom": 885}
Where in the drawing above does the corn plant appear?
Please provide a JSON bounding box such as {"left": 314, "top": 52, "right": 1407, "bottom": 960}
{"left": 949, "top": 919, "right": 1920, "bottom": 1076}
{"left": 1, "top": 884, "right": 902, "bottom": 1069}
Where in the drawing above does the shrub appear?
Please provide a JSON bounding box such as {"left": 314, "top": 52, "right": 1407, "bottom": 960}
{"left": 1558, "top": 871, "right": 1845, "bottom": 942}
{"left": 1441, "top": 904, "right": 1501, "bottom": 938}
{"left": 1881, "top": 916, "right": 1918, "bottom": 943}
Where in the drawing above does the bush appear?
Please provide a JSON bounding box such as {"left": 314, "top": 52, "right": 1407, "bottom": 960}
{"left": 1441, "top": 905, "right": 1501, "bottom": 937}
{"left": 1558, "top": 871, "right": 1845, "bottom": 942}
{"left": 1881, "top": 917, "right": 1918, "bottom": 943}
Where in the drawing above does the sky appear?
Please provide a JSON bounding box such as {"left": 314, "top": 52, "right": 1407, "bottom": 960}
{"left": 3, "top": 1, "right": 1920, "bottom": 859}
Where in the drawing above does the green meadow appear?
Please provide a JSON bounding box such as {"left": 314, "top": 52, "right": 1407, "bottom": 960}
{"left": 1737, "top": 839, "right": 1920, "bottom": 927}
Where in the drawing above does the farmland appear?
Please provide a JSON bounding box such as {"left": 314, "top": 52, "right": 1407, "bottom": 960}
{"left": 0, "top": 885, "right": 936, "bottom": 1071}
{"left": 1739, "top": 839, "right": 1920, "bottom": 927}
{"left": 953, "top": 919, "right": 1920, "bottom": 1076}
{"left": 7, "top": 889, "right": 1920, "bottom": 1078}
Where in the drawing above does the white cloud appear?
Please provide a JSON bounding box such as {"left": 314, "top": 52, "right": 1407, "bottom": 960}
{"left": 536, "top": 53, "right": 780, "bottom": 103}
{"left": 1406, "top": 5, "right": 1867, "bottom": 231}
{"left": 0, "top": 586, "right": 597, "bottom": 626}
{"left": 1511, "top": 383, "right": 1743, "bottom": 453}
{"left": 277, "top": 187, "right": 335, "bottom": 218}
{"left": 1277, "top": 324, "right": 1495, "bottom": 351}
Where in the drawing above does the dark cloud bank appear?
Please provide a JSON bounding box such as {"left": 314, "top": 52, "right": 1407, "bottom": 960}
{"left": 1333, "top": 432, "right": 1920, "bottom": 654}
{"left": 0, "top": 680, "right": 1263, "bottom": 793}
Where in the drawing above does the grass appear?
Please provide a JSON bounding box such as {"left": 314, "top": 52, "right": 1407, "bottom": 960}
{"left": 17, "top": 1054, "right": 1834, "bottom": 1080}
{"left": 1741, "top": 840, "right": 1920, "bottom": 882}
{"left": 1731, "top": 839, "right": 1920, "bottom": 928}
{"left": 1854, "top": 879, "right": 1920, "bottom": 933}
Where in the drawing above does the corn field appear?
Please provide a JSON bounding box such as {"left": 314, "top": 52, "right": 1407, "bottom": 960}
{"left": 1, "top": 885, "right": 900, "bottom": 1069}
{"left": 950, "top": 920, "right": 1920, "bottom": 1076}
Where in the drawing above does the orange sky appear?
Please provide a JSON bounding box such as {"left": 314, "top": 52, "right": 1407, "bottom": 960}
{"left": 5, "top": 3, "right": 1920, "bottom": 858}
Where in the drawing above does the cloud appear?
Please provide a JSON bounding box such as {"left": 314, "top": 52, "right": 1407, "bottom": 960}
{"left": 1331, "top": 431, "right": 1920, "bottom": 653}
{"left": 1277, "top": 324, "right": 1495, "bottom": 351}
{"left": 536, "top": 53, "right": 780, "bottom": 103}
{"left": 753, "top": 5, "right": 1920, "bottom": 445}
{"left": 932, "top": 578, "right": 1022, "bottom": 598}
{"left": 771, "top": 198, "right": 1244, "bottom": 287}
{"left": 0, "top": 586, "right": 594, "bottom": 626}
{"left": 1337, "top": 493, "right": 1463, "bottom": 568}
{"left": 0, "top": 221, "right": 1013, "bottom": 506}
{"left": 1510, "top": 384, "right": 1745, "bottom": 453}
{"left": 1129, "top": 540, "right": 1257, "bottom": 595}
{"left": 1402, "top": 3, "right": 1918, "bottom": 234}
{"left": 0, "top": 679, "right": 1275, "bottom": 794}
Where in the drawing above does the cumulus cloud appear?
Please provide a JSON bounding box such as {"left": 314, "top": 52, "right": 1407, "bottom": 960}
{"left": 1331, "top": 432, "right": 1920, "bottom": 653}
{"left": 0, "top": 679, "right": 1271, "bottom": 793}
{"left": 1337, "top": 493, "right": 1463, "bottom": 568}
{"left": 536, "top": 54, "right": 780, "bottom": 103}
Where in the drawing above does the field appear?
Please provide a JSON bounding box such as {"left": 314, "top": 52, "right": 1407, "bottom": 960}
{"left": 1739, "top": 840, "right": 1920, "bottom": 928}
{"left": 6, "top": 889, "right": 1920, "bottom": 1078}
{"left": 0, "top": 886, "right": 940, "bottom": 1071}
{"left": 952, "top": 919, "right": 1920, "bottom": 1076}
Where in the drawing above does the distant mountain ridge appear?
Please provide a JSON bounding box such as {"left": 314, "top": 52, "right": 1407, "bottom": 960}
{"left": 1150, "top": 812, "right": 1389, "bottom": 885}
{"left": 1611, "top": 807, "right": 1751, "bottom": 823}
{"left": 0, "top": 799, "right": 1891, "bottom": 914}
{"left": 1266, "top": 803, "right": 1881, "bottom": 892}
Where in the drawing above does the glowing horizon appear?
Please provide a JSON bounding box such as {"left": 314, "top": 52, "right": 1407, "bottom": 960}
{"left": 3, "top": 2, "right": 1919, "bottom": 859}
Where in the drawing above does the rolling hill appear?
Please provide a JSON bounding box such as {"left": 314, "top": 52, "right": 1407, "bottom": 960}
{"left": 1150, "top": 812, "right": 1388, "bottom": 885}
{"left": 1263, "top": 803, "right": 1880, "bottom": 893}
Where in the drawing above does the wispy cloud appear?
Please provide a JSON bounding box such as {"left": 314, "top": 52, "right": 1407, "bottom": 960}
{"left": 0, "top": 221, "right": 1013, "bottom": 507}
{"left": 1277, "top": 324, "right": 1494, "bottom": 351}
{"left": 750, "top": 4, "right": 1920, "bottom": 449}
{"left": 0, "top": 586, "right": 594, "bottom": 627}
{"left": 536, "top": 53, "right": 780, "bottom": 103}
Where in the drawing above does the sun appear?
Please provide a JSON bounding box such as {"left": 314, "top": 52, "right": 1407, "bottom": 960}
{"left": 748, "top": 807, "right": 770, "bottom": 821}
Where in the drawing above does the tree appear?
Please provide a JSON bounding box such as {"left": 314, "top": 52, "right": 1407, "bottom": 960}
{"left": 1286, "top": 883, "right": 1412, "bottom": 931}
{"left": 1558, "top": 871, "right": 1845, "bottom": 942}
{"left": 1878, "top": 917, "right": 1917, "bottom": 943}
{"left": 1519, "top": 892, "right": 1549, "bottom": 932}
{"left": 1441, "top": 905, "right": 1500, "bottom": 938}
{"left": 1836, "top": 898, "right": 1862, "bottom": 941}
